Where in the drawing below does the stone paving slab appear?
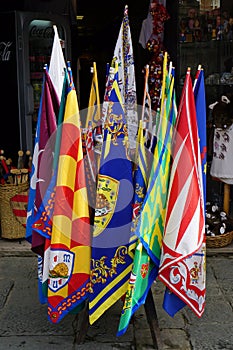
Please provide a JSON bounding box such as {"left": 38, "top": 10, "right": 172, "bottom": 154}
{"left": 0, "top": 336, "right": 76, "bottom": 350}
{"left": 188, "top": 323, "right": 233, "bottom": 350}
{"left": 0, "top": 257, "right": 76, "bottom": 337}
{"left": 0, "top": 238, "right": 35, "bottom": 257}
{"left": 0, "top": 279, "right": 14, "bottom": 310}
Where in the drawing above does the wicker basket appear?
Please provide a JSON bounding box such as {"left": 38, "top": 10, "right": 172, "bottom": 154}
{"left": 206, "top": 230, "right": 233, "bottom": 248}
{"left": 0, "top": 181, "right": 29, "bottom": 239}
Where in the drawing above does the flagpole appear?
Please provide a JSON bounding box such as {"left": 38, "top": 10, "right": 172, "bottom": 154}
{"left": 223, "top": 182, "right": 230, "bottom": 214}
{"left": 144, "top": 289, "right": 163, "bottom": 350}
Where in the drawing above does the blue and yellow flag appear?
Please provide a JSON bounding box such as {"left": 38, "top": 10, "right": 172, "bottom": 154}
{"left": 89, "top": 65, "right": 134, "bottom": 325}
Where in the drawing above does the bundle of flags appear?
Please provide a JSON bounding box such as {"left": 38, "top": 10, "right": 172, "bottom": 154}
{"left": 25, "top": 5, "right": 207, "bottom": 338}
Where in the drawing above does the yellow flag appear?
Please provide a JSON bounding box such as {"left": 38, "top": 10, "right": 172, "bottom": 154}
{"left": 85, "top": 62, "right": 101, "bottom": 128}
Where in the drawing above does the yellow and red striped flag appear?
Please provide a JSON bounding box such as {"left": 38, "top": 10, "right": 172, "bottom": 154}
{"left": 47, "top": 78, "right": 91, "bottom": 323}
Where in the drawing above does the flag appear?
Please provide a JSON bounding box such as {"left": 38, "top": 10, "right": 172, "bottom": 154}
{"left": 82, "top": 121, "right": 97, "bottom": 218}
{"left": 138, "top": 53, "right": 176, "bottom": 266}
{"left": 48, "top": 25, "right": 66, "bottom": 102}
{"left": 193, "top": 67, "right": 207, "bottom": 205}
{"left": 158, "top": 69, "right": 206, "bottom": 318}
{"left": 47, "top": 76, "right": 91, "bottom": 323}
{"left": 26, "top": 21, "right": 67, "bottom": 247}
{"left": 117, "top": 69, "right": 152, "bottom": 337}
{"left": 89, "top": 64, "right": 134, "bottom": 325}
{"left": 82, "top": 61, "right": 100, "bottom": 209}
{"left": 113, "top": 5, "right": 138, "bottom": 149}
{"left": 161, "top": 66, "right": 207, "bottom": 317}
{"left": 25, "top": 69, "right": 59, "bottom": 256}
{"left": 31, "top": 71, "right": 69, "bottom": 302}
{"left": 130, "top": 64, "right": 152, "bottom": 245}
{"left": 130, "top": 121, "right": 149, "bottom": 247}
{"left": 25, "top": 69, "right": 59, "bottom": 305}
{"left": 117, "top": 120, "right": 152, "bottom": 336}
{"left": 117, "top": 57, "right": 177, "bottom": 336}
{"left": 101, "top": 65, "right": 117, "bottom": 126}
{"left": 140, "top": 64, "right": 155, "bottom": 174}
{"left": 117, "top": 242, "right": 157, "bottom": 336}
{"left": 27, "top": 24, "right": 66, "bottom": 304}
{"left": 85, "top": 62, "right": 101, "bottom": 128}
{"left": 141, "top": 65, "right": 153, "bottom": 133}
{"left": 31, "top": 70, "right": 69, "bottom": 241}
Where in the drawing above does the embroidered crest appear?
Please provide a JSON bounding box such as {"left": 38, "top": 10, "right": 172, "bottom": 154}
{"left": 93, "top": 174, "right": 119, "bottom": 237}
{"left": 48, "top": 250, "right": 74, "bottom": 292}
{"left": 168, "top": 246, "right": 206, "bottom": 313}
{"left": 90, "top": 246, "right": 128, "bottom": 292}
{"left": 140, "top": 263, "right": 149, "bottom": 278}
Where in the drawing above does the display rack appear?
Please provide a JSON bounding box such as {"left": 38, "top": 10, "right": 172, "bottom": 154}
{"left": 73, "top": 288, "right": 163, "bottom": 349}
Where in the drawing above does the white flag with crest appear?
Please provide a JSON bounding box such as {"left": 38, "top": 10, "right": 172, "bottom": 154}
{"left": 113, "top": 5, "right": 138, "bottom": 149}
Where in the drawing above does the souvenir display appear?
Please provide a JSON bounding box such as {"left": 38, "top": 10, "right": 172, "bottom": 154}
{"left": 145, "top": 0, "right": 170, "bottom": 112}
{"left": 205, "top": 202, "right": 233, "bottom": 247}
{"left": 0, "top": 149, "right": 30, "bottom": 239}
{"left": 2, "top": 2, "right": 233, "bottom": 346}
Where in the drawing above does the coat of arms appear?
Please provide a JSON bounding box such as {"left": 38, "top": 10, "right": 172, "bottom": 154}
{"left": 48, "top": 249, "right": 74, "bottom": 292}
{"left": 140, "top": 262, "right": 149, "bottom": 278}
{"left": 93, "top": 174, "right": 119, "bottom": 237}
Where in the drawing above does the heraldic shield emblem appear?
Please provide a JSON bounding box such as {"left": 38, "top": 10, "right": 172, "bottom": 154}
{"left": 10, "top": 190, "right": 29, "bottom": 227}
{"left": 94, "top": 174, "right": 119, "bottom": 237}
{"left": 48, "top": 250, "right": 75, "bottom": 292}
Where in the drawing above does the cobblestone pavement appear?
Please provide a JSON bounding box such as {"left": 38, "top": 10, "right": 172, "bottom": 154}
{"left": 0, "top": 239, "right": 233, "bottom": 350}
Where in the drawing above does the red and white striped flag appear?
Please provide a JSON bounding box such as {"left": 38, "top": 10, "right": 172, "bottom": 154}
{"left": 158, "top": 69, "right": 206, "bottom": 318}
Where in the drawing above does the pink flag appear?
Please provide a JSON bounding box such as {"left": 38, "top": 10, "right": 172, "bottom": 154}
{"left": 158, "top": 69, "right": 206, "bottom": 318}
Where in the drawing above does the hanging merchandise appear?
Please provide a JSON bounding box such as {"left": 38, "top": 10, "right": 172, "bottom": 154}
{"left": 210, "top": 124, "right": 233, "bottom": 184}
{"left": 142, "top": 0, "right": 170, "bottom": 113}
{"left": 209, "top": 94, "right": 233, "bottom": 184}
